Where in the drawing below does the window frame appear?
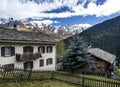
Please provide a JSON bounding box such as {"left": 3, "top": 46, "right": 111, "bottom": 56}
{"left": 39, "top": 59, "right": 44, "bottom": 67}
{"left": 5, "top": 47, "right": 11, "bottom": 57}
{"left": 38, "top": 46, "right": 45, "bottom": 54}
{"left": 46, "top": 58, "right": 53, "bottom": 65}
{"left": 1, "top": 46, "right": 15, "bottom": 57}
{"left": 3, "top": 63, "right": 14, "bottom": 71}
{"left": 46, "top": 46, "right": 53, "bottom": 53}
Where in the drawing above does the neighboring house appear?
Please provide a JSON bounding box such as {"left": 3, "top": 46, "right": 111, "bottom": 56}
{"left": 0, "top": 27, "right": 58, "bottom": 71}
{"left": 0, "top": 18, "right": 37, "bottom": 32}
{"left": 88, "top": 48, "right": 116, "bottom": 73}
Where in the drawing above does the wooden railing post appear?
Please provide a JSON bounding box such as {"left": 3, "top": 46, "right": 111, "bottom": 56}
{"left": 51, "top": 72, "right": 54, "bottom": 80}
{"left": 82, "top": 77, "right": 85, "bottom": 87}
{"left": 27, "top": 69, "right": 32, "bottom": 81}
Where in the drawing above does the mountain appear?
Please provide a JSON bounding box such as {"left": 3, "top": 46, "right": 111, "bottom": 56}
{"left": 80, "top": 15, "right": 120, "bottom": 53}
{"left": 0, "top": 19, "right": 89, "bottom": 40}
{"left": 65, "top": 15, "right": 120, "bottom": 65}
{"left": 35, "top": 24, "right": 89, "bottom": 39}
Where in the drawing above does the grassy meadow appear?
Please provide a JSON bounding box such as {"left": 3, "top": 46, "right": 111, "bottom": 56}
{"left": 0, "top": 80, "right": 79, "bottom": 87}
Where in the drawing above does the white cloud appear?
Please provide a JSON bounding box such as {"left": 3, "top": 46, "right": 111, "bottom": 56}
{"left": 75, "top": 0, "right": 120, "bottom": 17}
{"left": 77, "top": 23, "right": 92, "bottom": 27}
{"left": 31, "top": 20, "right": 59, "bottom": 25}
{"left": 0, "top": 0, "right": 120, "bottom": 20}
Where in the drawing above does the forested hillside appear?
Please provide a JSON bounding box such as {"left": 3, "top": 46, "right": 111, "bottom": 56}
{"left": 64, "top": 16, "right": 120, "bottom": 65}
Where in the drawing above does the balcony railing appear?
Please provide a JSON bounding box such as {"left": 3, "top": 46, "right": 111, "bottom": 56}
{"left": 16, "top": 52, "right": 42, "bottom": 61}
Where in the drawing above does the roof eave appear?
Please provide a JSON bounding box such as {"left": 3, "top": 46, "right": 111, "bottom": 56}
{"left": 0, "top": 40, "right": 59, "bottom": 45}
{"left": 91, "top": 53, "right": 115, "bottom": 64}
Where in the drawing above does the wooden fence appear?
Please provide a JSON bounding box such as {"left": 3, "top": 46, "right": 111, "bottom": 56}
{"left": 0, "top": 67, "right": 31, "bottom": 82}
{"left": 0, "top": 67, "right": 120, "bottom": 87}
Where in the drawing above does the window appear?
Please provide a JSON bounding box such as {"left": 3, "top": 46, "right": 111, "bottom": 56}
{"left": 23, "top": 46, "right": 33, "bottom": 54}
{"left": 38, "top": 46, "right": 45, "bottom": 53}
{"left": 47, "top": 46, "right": 53, "bottom": 53}
{"left": 3, "top": 64, "right": 14, "bottom": 71}
{"left": 40, "top": 59, "right": 44, "bottom": 67}
{"left": 5, "top": 47, "right": 11, "bottom": 56}
{"left": 1, "top": 46, "right": 15, "bottom": 57}
{"left": 24, "top": 61, "right": 33, "bottom": 70}
{"left": 46, "top": 58, "right": 52, "bottom": 65}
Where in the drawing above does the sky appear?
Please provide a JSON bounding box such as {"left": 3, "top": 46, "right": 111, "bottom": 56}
{"left": 0, "top": 0, "right": 120, "bottom": 27}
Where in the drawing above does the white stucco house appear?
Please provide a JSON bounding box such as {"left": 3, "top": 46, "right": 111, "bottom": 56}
{"left": 0, "top": 26, "right": 58, "bottom": 71}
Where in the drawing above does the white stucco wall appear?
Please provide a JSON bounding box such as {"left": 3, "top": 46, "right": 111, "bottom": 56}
{"left": 0, "top": 44, "right": 56, "bottom": 71}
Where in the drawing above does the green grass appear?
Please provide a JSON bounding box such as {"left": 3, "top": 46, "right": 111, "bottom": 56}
{"left": 0, "top": 71, "right": 120, "bottom": 87}
{"left": 83, "top": 75, "right": 119, "bottom": 87}
{"left": 0, "top": 80, "right": 79, "bottom": 87}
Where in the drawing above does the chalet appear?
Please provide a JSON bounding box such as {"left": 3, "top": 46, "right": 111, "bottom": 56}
{"left": 0, "top": 27, "right": 58, "bottom": 71}
{"left": 88, "top": 48, "right": 116, "bottom": 73}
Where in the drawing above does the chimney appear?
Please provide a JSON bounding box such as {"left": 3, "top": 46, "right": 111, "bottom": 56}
{"left": 9, "top": 18, "right": 14, "bottom": 22}
{"left": 88, "top": 44, "right": 92, "bottom": 49}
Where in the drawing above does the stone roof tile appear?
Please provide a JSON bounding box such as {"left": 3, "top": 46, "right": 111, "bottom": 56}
{"left": 0, "top": 27, "right": 57, "bottom": 43}
{"left": 88, "top": 48, "right": 116, "bottom": 64}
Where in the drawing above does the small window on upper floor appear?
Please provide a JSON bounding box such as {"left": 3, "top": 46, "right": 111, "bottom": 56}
{"left": 5, "top": 47, "right": 11, "bottom": 56}
{"left": 47, "top": 46, "right": 53, "bottom": 53}
{"left": 46, "top": 58, "right": 53, "bottom": 65}
{"left": 1, "top": 46, "right": 15, "bottom": 57}
{"left": 38, "top": 46, "right": 45, "bottom": 54}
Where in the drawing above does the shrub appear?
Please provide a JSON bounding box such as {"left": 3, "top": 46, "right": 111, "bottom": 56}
{"left": 117, "top": 69, "right": 120, "bottom": 76}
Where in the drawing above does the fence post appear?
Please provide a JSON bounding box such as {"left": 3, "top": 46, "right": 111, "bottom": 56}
{"left": 82, "top": 77, "right": 85, "bottom": 87}
{"left": 27, "top": 69, "right": 32, "bottom": 81}
{"left": 51, "top": 72, "right": 54, "bottom": 80}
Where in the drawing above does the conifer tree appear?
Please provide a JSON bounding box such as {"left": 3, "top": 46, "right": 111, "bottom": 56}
{"left": 116, "top": 45, "right": 120, "bottom": 66}
{"left": 62, "top": 36, "right": 93, "bottom": 73}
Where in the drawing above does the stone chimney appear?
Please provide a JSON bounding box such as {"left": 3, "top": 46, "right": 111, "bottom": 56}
{"left": 8, "top": 18, "right": 17, "bottom": 29}
{"left": 88, "top": 44, "right": 92, "bottom": 49}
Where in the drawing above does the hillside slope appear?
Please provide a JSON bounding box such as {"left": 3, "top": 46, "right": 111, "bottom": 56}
{"left": 64, "top": 16, "right": 120, "bottom": 65}
{"left": 79, "top": 16, "right": 120, "bottom": 64}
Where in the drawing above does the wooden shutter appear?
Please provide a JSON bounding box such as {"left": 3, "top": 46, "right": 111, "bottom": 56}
{"left": 30, "top": 61, "right": 33, "bottom": 68}
{"left": 1, "top": 47, "right": 5, "bottom": 57}
{"left": 38, "top": 47, "right": 40, "bottom": 52}
{"left": 46, "top": 59, "right": 48, "bottom": 65}
{"left": 11, "top": 47, "right": 15, "bottom": 56}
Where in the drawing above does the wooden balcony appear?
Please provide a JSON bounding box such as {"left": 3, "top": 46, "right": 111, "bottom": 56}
{"left": 16, "top": 52, "right": 42, "bottom": 61}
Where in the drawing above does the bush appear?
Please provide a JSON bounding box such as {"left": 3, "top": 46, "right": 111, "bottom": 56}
{"left": 117, "top": 69, "right": 120, "bottom": 76}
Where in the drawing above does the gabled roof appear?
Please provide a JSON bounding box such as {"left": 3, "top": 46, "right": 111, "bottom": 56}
{"left": 88, "top": 48, "right": 116, "bottom": 64}
{"left": 0, "top": 27, "right": 58, "bottom": 44}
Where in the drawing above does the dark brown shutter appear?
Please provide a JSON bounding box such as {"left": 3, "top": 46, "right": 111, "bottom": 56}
{"left": 43, "top": 47, "right": 45, "bottom": 53}
{"left": 1, "top": 47, "right": 5, "bottom": 57}
{"left": 31, "top": 61, "right": 33, "bottom": 68}
{"left": 38, "top": 47, "right": 40, "bottom": 52}
{"left": 11, "top": 47, "right": 15, "bottom": 56}
{"left": 46, "top": 59, "right": 48, "bottom": 65}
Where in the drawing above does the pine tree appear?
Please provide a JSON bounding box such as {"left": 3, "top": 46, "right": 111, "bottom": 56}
{"left": 116, "top": 45, "right": 120, "bottom": 66}
{"left": 62, "top": 36, "right": 93, "bottom": 73}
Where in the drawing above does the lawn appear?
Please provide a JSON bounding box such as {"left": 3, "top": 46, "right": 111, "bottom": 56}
{"left": 0, "top": 80, "right": 79, "bottom": 87}
{"left": 0, "top": 71, "right": 120, "bottom": 87}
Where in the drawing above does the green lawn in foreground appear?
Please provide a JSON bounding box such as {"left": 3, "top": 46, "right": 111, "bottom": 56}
{"left": 0, "top": 80, "right": 79, "bottom": 87}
